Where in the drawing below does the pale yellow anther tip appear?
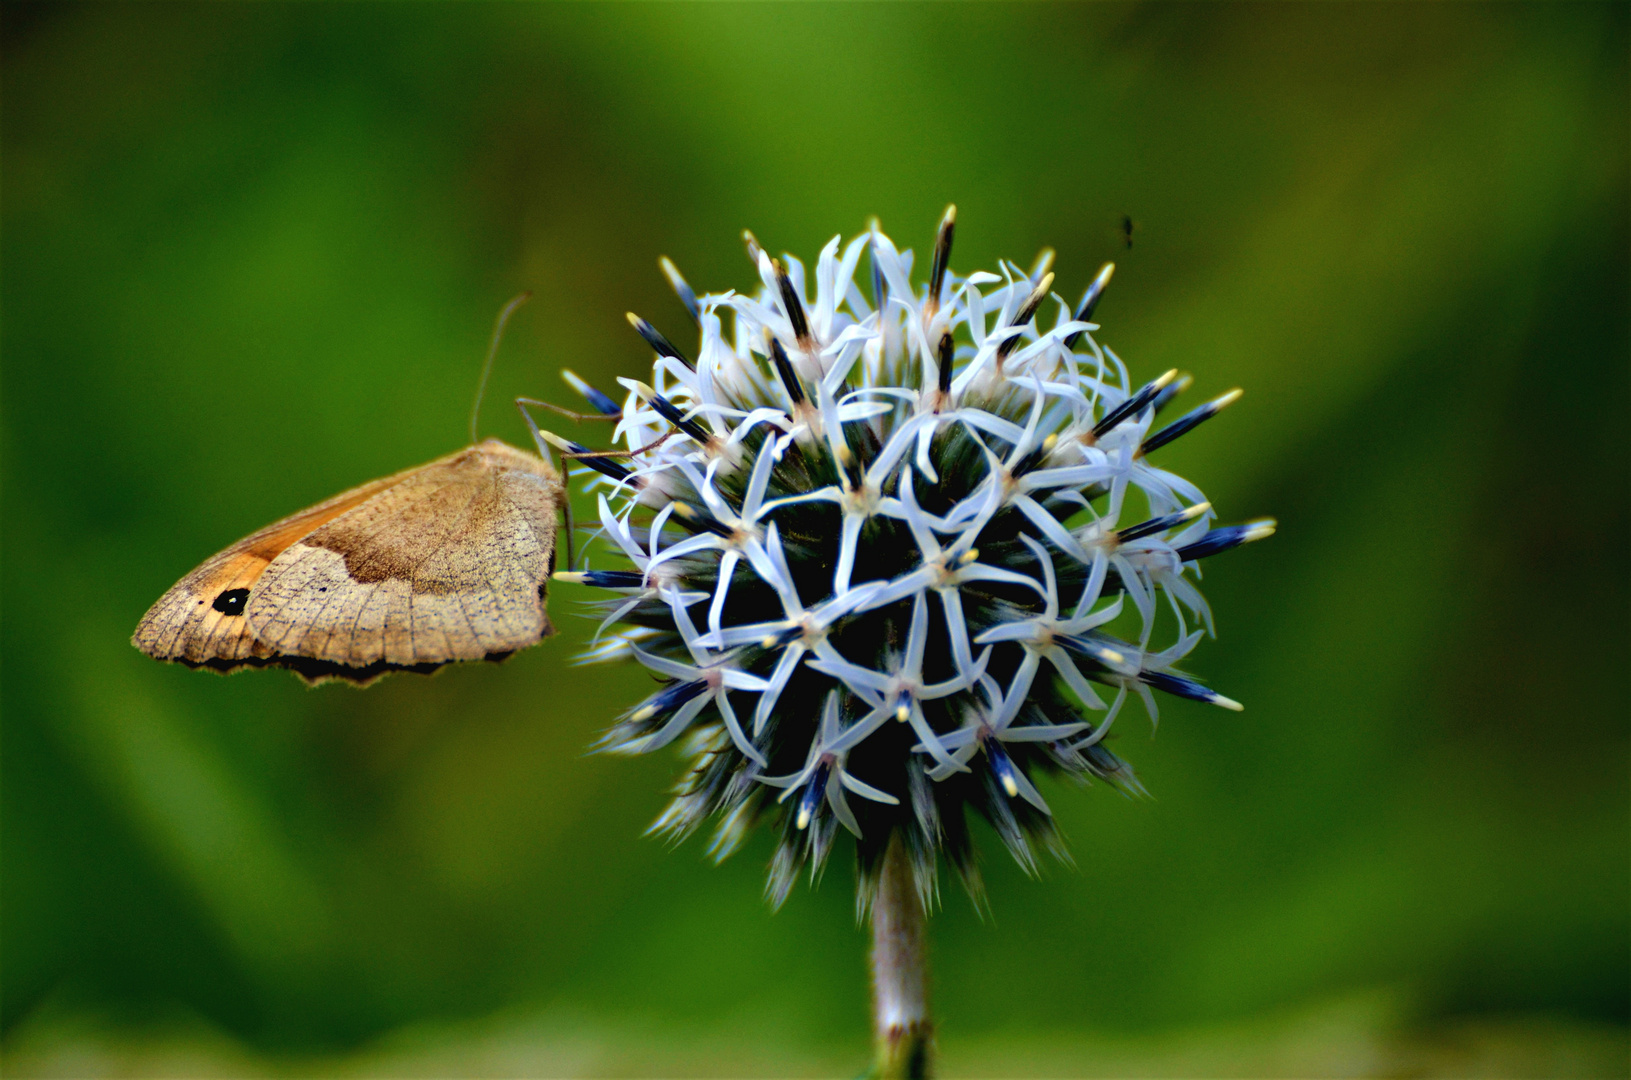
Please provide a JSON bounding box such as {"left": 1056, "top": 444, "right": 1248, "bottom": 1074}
{"left": 1215, "top": 388, "right": 1244, "bottom": 408}
{"left": 631, "top": 706, "right": 658, "bottom": 723}
{"left": 552, "top": 571, "right": 587, "bottom": 584}
{"left": 1244, "top": 519, "right": 1278, "bottom": 542}
{"left": 629, "top": 380, "right": 656, "bottom": 399}
{"left": 537, "top": 430, "right": 574, "bottom": 451}
{"left": 895, "top": 706, "right": 911, "bottom": 722}
{"left": 941, "top": 204, "right": 957, "bottom": 224}
{"left": 960, "top": 548, "right": 980, "bottom": 565}
{"left": 1000, "top": 776, "right": 1020, "bottom": 798}
{"left": 1102, "top": 649, "right": 1126, "bottom": 666}
{"left": 1033, "top": 271, "right": 1055, "bottom": 294}
{"left": 795, "top": 807, "right": 812, "bottom": 830}
{"left": 1214, "top": 695, "right": 1245, "bottom": 712}
{"left": 1181, "top": 501, "right": 1213, "bottom": 520}
{"left": 1154, "top": 368, "right": 1180, "bottom": 389}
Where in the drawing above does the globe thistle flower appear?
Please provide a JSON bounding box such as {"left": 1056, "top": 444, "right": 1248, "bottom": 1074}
{"left": 547, "top": 206, "right": 1274, "bottom": 897}
{"left": 538, "top": 208, "right": 1272, "bottom": 1073}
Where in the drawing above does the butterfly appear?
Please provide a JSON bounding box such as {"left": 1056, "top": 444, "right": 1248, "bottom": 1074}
{"left": 132, "top": 438, "right": 564, "bottom": 685}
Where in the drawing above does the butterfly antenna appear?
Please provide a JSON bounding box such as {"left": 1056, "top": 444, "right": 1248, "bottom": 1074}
{"left": 470, "top": 292, "right": 533, "bottom": 445}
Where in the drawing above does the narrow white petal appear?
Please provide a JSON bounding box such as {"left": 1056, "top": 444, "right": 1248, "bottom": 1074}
{"left": 628, "top": 645, "right": 701, "bottom": 682}
{"left": 837, "top": 770, "right": 900, "bottom": 806}
{"left": 806, "top": 652, "right": 894, "bottom": 695}
{"left": 905, "top": 703, "right": 967, "bottom": 772}
{"left": 714, "top": 689, "right": 767, "bottom": 768}
{"left": 720, "top": 668, "right": 772, "bottom": 693}
{"left": 828, "top": 702, "right": 892, "bottom": 754}
{"left": 990, "top": 651, "right": 1041, "bottom": 732}
{"left": 707, "top": 550, "right": 740, "bottom": 642}
{"left": 826, "top": 779, "right": 863, "bottom": 838}
{"left": 1003, "top": 760, "right": 1052, "bottom": 815}
{"left": 753, "top": 647, "right": 805, "bottom": 735}
{"left": 637, "top": 693, "right": 711, "bottom": 754}
{"left": 833, "top": 512, "right": 864, "bottom": 595}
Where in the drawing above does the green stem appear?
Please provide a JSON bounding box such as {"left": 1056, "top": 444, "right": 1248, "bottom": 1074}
{"left": 870, "top": 831, "right": 933, "bottom": 1079}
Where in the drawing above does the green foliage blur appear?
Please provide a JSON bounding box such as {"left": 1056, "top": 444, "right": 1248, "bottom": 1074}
{"left": 3, "top": 4, "right": 1626, "bottom": 1076}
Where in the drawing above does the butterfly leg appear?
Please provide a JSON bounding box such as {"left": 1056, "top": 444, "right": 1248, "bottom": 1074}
{"left": 515, "top": 397, "right": 622, "bottom": 424}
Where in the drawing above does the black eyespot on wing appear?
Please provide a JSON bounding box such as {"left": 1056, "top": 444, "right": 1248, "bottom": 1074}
{"left": 212, "top": 588, "right": 250, "bottom": 616}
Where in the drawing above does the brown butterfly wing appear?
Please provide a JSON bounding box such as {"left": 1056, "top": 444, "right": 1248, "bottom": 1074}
{"left": 132, "top": 440, "right": 562, "bottom": 683}
{"left": 247, "top": 442, "right": 559, "bottom": 674}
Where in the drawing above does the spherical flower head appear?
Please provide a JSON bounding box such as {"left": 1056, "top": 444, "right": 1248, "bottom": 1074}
{"left": 545, "top": 208, "right": 1274, "bottom": 910}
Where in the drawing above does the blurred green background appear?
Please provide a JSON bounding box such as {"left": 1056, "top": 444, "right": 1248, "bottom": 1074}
{"left": 3, "top": 3, "right": 1626, "bottom": 1076}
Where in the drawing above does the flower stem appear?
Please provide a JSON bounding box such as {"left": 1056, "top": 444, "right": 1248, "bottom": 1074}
{"left": 870, "top": 830, "right": 933, "bottom": 1079}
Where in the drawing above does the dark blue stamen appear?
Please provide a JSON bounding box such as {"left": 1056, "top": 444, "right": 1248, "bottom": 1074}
{"left": 1176, "top": 524, "right": 1257, "bottom": 561}
{"left": 660, "top": 257, "right": 701, "bottom": 326}
{"left": 1140, "top": 670, "right": 1218, "bottom": 703}
{"left": 628, "top": 313, "right": 694, "bottom": 369}
{"left": 1150, "top": 375, "right": 1190, "bottom": 415}
{"left": 560, "top": 439, "right": 632, "bottom": 482}
{"left": 645, "top": 392, "right": 713, "bottom": 444}
{"left": 1142, "top": 397, "right": 1227, "bottom": 455}
{"left": 1118, "top": 507, "right": 1201, "bottom": 543}
{"left": 774, "top": 260, "right": 812, "bottom": 344}
{"left": 937, "top": 331, "right": 954, "bottom": 395}
{"left": 996, "top": 273, "right": 1052, "bottom": 362}
{"left": 573, "top": 380, "right": 621, "bottom": 417}
{"left": 579, "top": 570, "right": 645, "bottom": 589}
{"left": 1011, "top": 434, "right": 1059, "bottom": 477}
{"left": 1093, "top": 375, "right": 1168, "bottom": 438}
{"left": 640, "top": 677, "right": 709, "bottom": 718}
{"left": 770, "top": 625, "right": 804, "bottom": 649}
{"left": 770, "top": 337, "right": 806, "bottom": 405}
{"left": 672, "top": 502, "right": 733, "bottom": 538}
{"left": 1064, "top": 262, "right": 1113, "bottom": 348}
{"left": 1059, "top": 634, "right": 1127, "bottom": 669}
{"left": 986, "top": 739, "right": 1021, "bottom": 797}
{"left": 796, "top": 762, "right": 830, "bottom": 829}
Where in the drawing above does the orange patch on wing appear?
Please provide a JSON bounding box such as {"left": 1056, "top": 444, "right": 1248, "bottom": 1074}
{"left": 243, "top": 485, "right": 393, "bottom": 563}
